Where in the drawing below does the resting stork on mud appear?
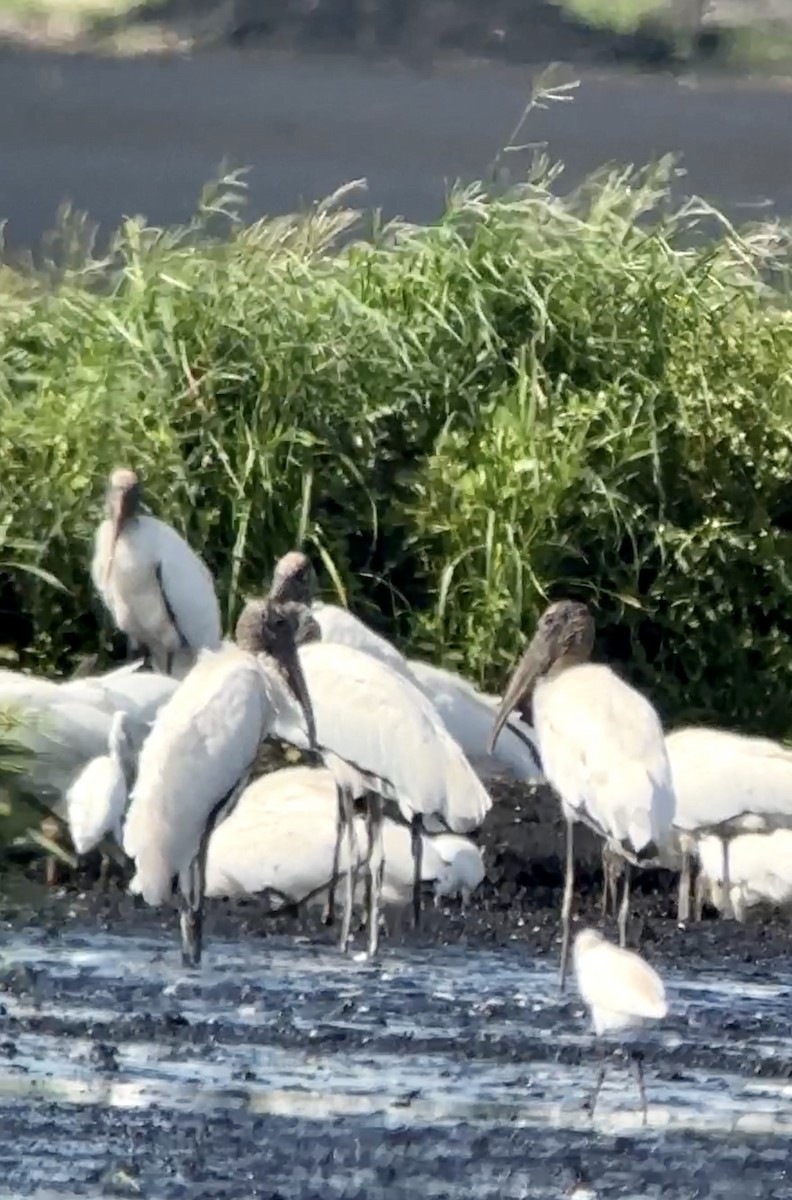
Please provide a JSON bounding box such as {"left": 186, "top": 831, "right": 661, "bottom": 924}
{"left": 91, "top": 467, "right": 222, "bottom": 678}
{"left": 490, "top": 599, "right": 675, "bottom": 991}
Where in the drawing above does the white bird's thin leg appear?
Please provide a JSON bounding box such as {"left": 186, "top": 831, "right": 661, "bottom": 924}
{"left": 630, "top": 1050, "right": 648, "bottom": 1126}
{"left": 411, "top": 814, "right": 424, "bottom": 929}
{"left": 584, "top": 1047, "right": 607, "bottom": 1121}
{"left": 617, "top": 861, "right": 631, "bottom": 948}
{"left": 324, "top": 785, "right": 345, "bottom": 928}
{"left": 178, "top": 855, "right": 204, "bottom": 968}
{"left": 338, "top": 786, "right": 356, "bottom": 954}
{"left": 693, "top": 868, "right": 707, "bottom": 921}
{"left": 558, "top": 815, "right": 575, "bottom": 994}
{"left": 600, "top": 845, "right": 621, "bottom": 918}
{"left": 677, "top": 845, "right": 691, "bottom": 924}
{"left": 366, "top": 795, "right": 385, "bottom": 959}
{"left": 721, "top": 838, "right": 734, "bottom": 919}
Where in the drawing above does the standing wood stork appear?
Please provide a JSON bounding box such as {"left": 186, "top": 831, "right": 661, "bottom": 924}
{"left": 267, "top": 550, "right": 542, "bottom": 781}
{"left": 241, "top": 596, "right": 493, "bottom": 958}
{"left": 122, "top": 599, "right": 316, "bottom": 966}
{"left": 574, "top": 928, "right": 667, "bottom": 1125}
{"left": 489, "top": 600, "right": 675, "bottom": 990}
{"left": 91, "top": 467, "right": 222, "bottom": 678}
{"left": 666, "top": 725, "right": 792, "bottom": 922}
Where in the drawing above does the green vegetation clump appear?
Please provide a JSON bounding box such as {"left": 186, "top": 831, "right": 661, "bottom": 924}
{"left": 2, "top": 162, "right": 792, "bottom": 735}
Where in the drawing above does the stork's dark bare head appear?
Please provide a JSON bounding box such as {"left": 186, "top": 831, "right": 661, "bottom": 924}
{"left": 489, "top": 600, "right": 595, "bottom": 754}
{"left": 107, "top": 467, "right": 142, "bottom": 530}
{"left": 268, "top": 550, "right": 316, "bottom": 606}
{"left": 235, "top": 598, "right": 317, "bottom": 749}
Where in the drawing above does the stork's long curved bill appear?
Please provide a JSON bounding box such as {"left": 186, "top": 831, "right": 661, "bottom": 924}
{"left": 489, "top": 635, "right": 552, "bottom": 755}
{"left": 283, "top": 653, "right": 317, "bottom": 752}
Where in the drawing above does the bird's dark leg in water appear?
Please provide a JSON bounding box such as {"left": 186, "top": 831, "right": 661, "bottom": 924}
{"left": 411, "top": 813, "right": 424, "bottom": 929}
{"left": 630, "top": 1048, "right": 649, "bottom": 1126}
{"left": 582, "top": 1044, "right": 608, "bottom": 1122}
{"left": 558, "top": 814, "right": 575, "bottom": 993}
{"left": 338, "top": 784, "right": 356, "bottom": 953}
{"left": 323, "top": 785, "right": 346, "bottom": 928}
{"left": 178, "top": 784, "right": 241, "bottom": 967}
{"left": 365, "top": 794, "right": 385, "bottom": 958}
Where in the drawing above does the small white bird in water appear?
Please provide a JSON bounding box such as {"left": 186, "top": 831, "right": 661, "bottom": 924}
{"left": 490, "top": 599, "right": 675, "bottom": 990}
{"left": 573, "top": 928, "right": 667, "bottom": 1126}
{"left": 91, "top": 467, "right": 222, "bottom": 678}
{"left": 66, "top": 710, "right": 131, "bottom": 857}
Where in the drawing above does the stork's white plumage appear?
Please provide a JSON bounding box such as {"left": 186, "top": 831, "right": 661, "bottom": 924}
{"left": 490, "top": 600, "right": 675, "bottom": 989}
{"left": 267, "top": 551, "right": 542, "bottom": 782}
{"left": 122, "top": 600, "right": 316, "bottom": 966}
{"left": 91, "top": 467, "right": 222, "bottom": 679}
{"left": 696, "top": 829, "right": 792, "bottom": 921}
{"left": 573, "top": 928, "right": 667, "bottom": 1125}
{"left": 66, "top": 710, "right": 130, "bottom": 855}
{"left": 407, "top": 658, "right": 542, "bottom": 784}
{"left": 200, "top": 766, "right": 485, "bottom": 921}
{"left": 667, "top": 725, "right": 792, "bottom": 920}
{"left": 242, "top": 584, "right": 493, "bottom": 957}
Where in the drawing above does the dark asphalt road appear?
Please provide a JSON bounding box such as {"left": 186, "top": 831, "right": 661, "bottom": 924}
{"left": 3, "top": 48, "right": 792, "bottom": 250}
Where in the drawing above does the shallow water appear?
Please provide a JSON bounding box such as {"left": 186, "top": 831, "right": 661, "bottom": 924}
{"left": 1, "top": 926, "right": 792, "bottom": 1198}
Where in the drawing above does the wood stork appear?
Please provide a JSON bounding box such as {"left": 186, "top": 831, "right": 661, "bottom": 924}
{"left": 267, "top": 550, "right": 542, "bottom": 781}
{"left": 195, "top": 765, "right": 485, "bottom": 924}
{"left": 489, "top": 600, "right": 675, "bottom": 990}
{"left": 695, "top": 829, "right": 792, "bottom": 921}
{"left": 65, "top": 710, "right": 133, "bottom": 886}
{"left": 91, "top": 467, "right": 222, "bottom": 678}
{"left": 667, "top": 725, "right": 792, "bottom": 922}
{"left": 122, "top": 599, "right": 316, "bottom": 966}
{"left": 574, "top": 928, "right": 667, "bottom": 1125}
{"left": 241, "top": 596, "right": 493, "bottom": 958}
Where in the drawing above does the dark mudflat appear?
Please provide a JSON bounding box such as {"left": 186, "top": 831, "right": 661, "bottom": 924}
{"left": 1, "top": 779, "right": 791, "bottom": 1198}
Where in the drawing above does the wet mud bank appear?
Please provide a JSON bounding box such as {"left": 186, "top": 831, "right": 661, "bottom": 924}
{"left": 1, "top": 780, "right": 791, "bottom": 1198}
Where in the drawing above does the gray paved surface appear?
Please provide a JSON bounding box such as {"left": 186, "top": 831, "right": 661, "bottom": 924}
{"left": 3, "top": 48, "right": 792, "bottom": 249}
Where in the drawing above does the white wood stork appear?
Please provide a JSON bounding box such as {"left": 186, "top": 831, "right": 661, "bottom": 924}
{"left": 574, "top": 928, "right": 667, "bottom": 1125}
{"left": 195, "top": 765, "right": 484, "bottom": 923}
{"left": 489, "top": 600, "right": 675, "bottom": 990}
{"left": 666, "top": 725, "right": 792, "bottom": 921}
{"left": 241, "top": 596, "right": 493, "bottom": 958}
{"left": 65, "top": 710, "right": 132, "bottom": 888}
{"left": 91, "top": 467, "right": 222, "bottom": 678}
{"left": 267, "top": 550, "right": 542, "bottom": 781}
{"left": 695, "top": 829, "right": 792, "bottom": 921}
{"left": 122, "top": 599, "right": 316, "bottom": 966}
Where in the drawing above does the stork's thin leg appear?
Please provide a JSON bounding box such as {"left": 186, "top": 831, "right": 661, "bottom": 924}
{"left": 338, "top": 786, "right": 356, "bottom": 954}
{"left": 98, "top": 852, "right": 112, "bottom": 893}
{"left": 411, "top": 814, "right": 424, "bottom": 929}
{"left": 584, "top": 1046, "right": 607, "bottom": 1121}
{"left": 617, "top": 861, "right": 631, "bottom": 948}
{"left": 179, "top": 856, "right": 204, "bottom": 968}
{"left": 324, "top": 785, "right": 345, "bottom": 927}
{"left": 721, "top": 838, "right": 734, "bottom": 919}
{"left": 366, "top": 796, "right": 385, "bottom": 959}
{"left": 559, "top": 815, "right": 575, "bottom": 994}
{"left": 693, "top": 867, "right": 707, "bottom": 922}
{"left": 600, "top": 845, "right": 620, "bottom": 918}
{"left": 677, "top": 845, "right": 691, "bottom": 924}
{"left": 165, "top": 651, "right": 175, "bottom": 677}
{"left": 630, "top": 1049, "right": 648, "bottom": 1126}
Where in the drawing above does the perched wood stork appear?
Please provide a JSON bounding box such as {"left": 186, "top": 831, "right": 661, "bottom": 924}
{"left": 122, "top": 598, "right": 316, "bottom": 966}
{"left": 667, "top": 725, "right": 792, "bottom": 921}
{"left": 241, "top": 596, "right": 493, "bottom": 958}
{"left": 91, "top": 467, "right": 222, "bottom": 678}
{"left": 695, "top": 829, "right": 792, "bottom": 921}
{"left": 196, "top": 765, "right": 485, "bottom": 925}
{"left": 574, "top": 928, "right": 667, "bottom": 1125}
{"left": 489, "top": 600, "right": 675, "bottom": 990}
{"left": 268, "top": 550, "right": 542, "bottom": 781}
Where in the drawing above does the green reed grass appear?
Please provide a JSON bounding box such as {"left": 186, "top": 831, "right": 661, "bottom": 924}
{"left": 3, "top": 159, "right": 792, "bottom": 735}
